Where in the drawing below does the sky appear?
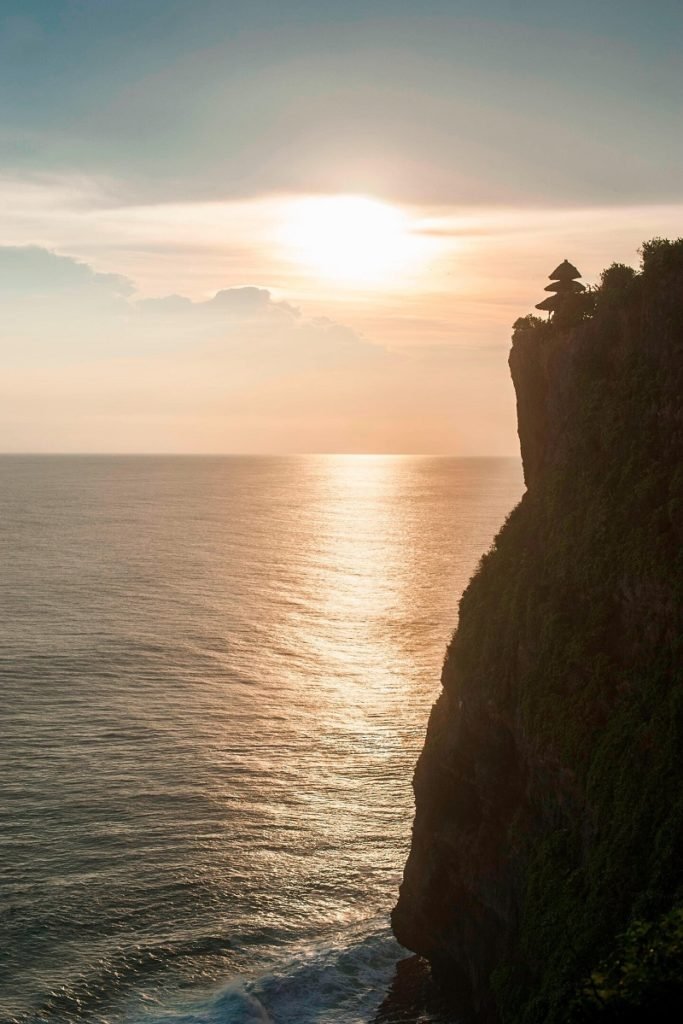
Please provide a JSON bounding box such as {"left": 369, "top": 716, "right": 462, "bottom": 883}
{"left": 2, "top": 0, "right": 682, "bottom": 453}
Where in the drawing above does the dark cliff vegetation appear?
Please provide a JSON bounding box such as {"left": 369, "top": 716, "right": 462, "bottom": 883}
{"left": 392, "top": 239, "right": 683, "bottom": 1023}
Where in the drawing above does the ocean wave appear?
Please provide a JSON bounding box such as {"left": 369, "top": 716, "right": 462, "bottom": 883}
{"left": 126, "top": 922, "right": 406, "bottom": 1024}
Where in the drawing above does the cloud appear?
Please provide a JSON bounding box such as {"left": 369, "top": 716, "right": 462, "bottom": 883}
{"left": 139, "top": 286, "right": 300, "bottom": 322}
{"left": 1, "top": 3, "right": 682, "bottom": 209}
{"left": 0, "top": 244, "right": 518, "bottom": 454}
{"left": 0, "top": 245, "right": 133, "bottom": 296}
{"left": 0, "top": 245, "right": 381, "bottom": 376}
{"left": 135, "top": 277, "right": 382, "bottom": 372}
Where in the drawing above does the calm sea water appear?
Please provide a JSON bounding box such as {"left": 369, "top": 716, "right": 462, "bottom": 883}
{"left": 0, "top": 456, "right": 523, "bottom": 1024}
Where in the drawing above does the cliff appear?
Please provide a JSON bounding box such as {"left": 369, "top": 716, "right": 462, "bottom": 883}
{"left": 392, "top": 239, "right": 683, "bottom": 1023}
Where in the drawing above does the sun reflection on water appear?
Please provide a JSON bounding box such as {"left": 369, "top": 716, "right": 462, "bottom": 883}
{"left": 1, "top": 454, "right": 523, "bottom": 1023}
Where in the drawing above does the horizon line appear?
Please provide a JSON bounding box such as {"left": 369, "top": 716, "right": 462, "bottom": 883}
{"left": 0, "top": 451, "right": 522, "bottom": 459}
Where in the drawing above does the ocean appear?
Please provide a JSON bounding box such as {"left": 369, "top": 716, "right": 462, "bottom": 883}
{"left": 0, "top": 455, "right": 523, "bottom": 1024}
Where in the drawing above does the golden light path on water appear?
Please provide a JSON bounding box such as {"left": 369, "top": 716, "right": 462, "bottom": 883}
{"left": 0, "top": 454, "right": 523, "bottom": 1024}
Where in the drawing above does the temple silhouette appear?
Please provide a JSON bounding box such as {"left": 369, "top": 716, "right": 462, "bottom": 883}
{"left": 535, "top": 259, "right": 585, "bottom": 318}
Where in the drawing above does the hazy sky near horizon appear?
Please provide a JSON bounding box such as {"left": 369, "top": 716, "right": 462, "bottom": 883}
{"left": 2, "top": 0, "right": 682, "bottom": 453}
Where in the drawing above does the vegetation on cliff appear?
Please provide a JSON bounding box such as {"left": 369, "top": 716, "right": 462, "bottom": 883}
{"left": 393, "top": 239, "right": 683, "bottom": 1023}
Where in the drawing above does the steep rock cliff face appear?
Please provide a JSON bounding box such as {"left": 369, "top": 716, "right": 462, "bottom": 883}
{"left": 392, "top": 243, "right": 683, "bottom": 1023}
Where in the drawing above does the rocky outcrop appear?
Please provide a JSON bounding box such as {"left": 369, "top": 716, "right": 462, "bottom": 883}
{"left": 392, "top": 241, "right": 683, "bottom": 1023}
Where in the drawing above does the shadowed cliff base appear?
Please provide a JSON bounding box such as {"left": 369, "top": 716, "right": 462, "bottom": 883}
{"left": 392, "top": 238, "right": 683, "bottom": 1023}
{"left": 372, "top": 955, "right": 457, "bottom": 1024}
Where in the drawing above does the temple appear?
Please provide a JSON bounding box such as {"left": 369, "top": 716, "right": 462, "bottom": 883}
{"left": 535, "top": 259, "right": 585, "bottom": 317}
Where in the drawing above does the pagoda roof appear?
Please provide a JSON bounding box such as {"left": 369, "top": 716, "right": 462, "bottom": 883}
{"left": 544, "top": 279, "right": 586, "bottom": 293}
{"left": 549, "top": 259, "right": 581, "bottom": 280}
{"left": 535, "top": 296, "right": 558, "bottom": 311}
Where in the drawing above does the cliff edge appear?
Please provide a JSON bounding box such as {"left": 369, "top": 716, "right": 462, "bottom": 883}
{"left": 392, "top": 239, "right": 683, "bottom": 1023}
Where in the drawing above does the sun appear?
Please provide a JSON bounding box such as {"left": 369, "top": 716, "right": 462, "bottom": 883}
{"left": 281, "top": 195, "right": 421, "bottom": 286}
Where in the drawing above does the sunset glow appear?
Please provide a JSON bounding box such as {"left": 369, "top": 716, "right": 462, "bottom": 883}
{"left": 0, "top": 1, "right": 681, "bottom": 455}
{"left": 281, "top": 195, "right": 424, "bottom": 286}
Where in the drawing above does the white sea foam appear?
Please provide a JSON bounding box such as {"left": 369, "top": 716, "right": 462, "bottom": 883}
{"left": 129, "top": 921, "right": 406, "bottom": 1024}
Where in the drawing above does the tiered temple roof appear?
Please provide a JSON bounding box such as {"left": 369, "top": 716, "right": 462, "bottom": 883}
{"left": 535, "top": 260, "right": 585, "bottom": 315}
